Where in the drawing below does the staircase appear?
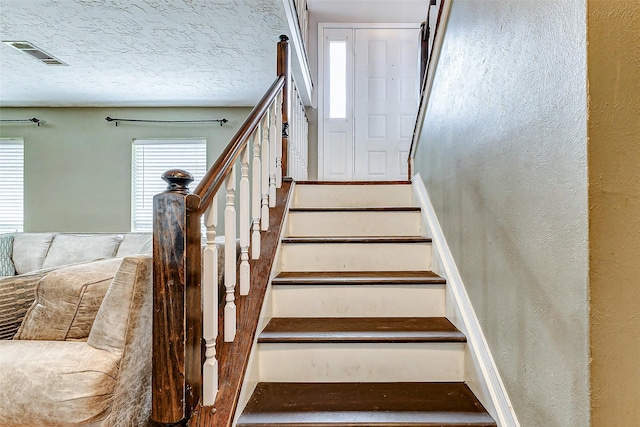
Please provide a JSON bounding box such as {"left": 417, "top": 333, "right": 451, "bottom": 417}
{"left": 236, "top": 181, "right": 496, "bottom": 426}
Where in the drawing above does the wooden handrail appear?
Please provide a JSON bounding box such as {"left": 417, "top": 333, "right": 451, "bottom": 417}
{"left": 151, "top": 35, "right": 299, "bottom": 426}
{"left": 407, "top": 0, "right": 448, "bottom": 179}
{"left": 195, "top": 75, "right": 285, "bottom": 211}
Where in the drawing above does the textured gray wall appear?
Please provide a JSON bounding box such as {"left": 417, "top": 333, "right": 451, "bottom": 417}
{"left": 413, "top": 1, "right": 589, "bottom": 425}
{"left": 0, "top": 107, "right": 250, "bottom": 232}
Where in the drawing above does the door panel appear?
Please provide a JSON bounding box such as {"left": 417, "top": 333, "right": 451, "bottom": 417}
{"left": 354, "top": 28, "right": 419, "bottom": 181}
{"left": 326, "top": 131, "right": 350, "bottom": 175}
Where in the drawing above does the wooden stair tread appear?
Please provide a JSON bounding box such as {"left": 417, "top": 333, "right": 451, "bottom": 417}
{"left": 258, "top": 317, "right": 466, "bottom": 343}
{"left": 237, "top": 382, "right": 496, "bottom": 426}
{"left": 273, "top": 271, "right": 446, "bottom": 285}
{"left": 282, "top": 236, "right": 432, "bottom": 244}
{"left": 289, "top": 206, "right": 421, "bottom": 212}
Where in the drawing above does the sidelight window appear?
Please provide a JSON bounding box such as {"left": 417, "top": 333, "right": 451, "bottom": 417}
{"left": 329, "top": 40, "right": 348, "bottom": 119}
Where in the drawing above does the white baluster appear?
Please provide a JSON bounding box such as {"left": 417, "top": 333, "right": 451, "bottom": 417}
{"left": 290, "top": 123, "right": 296, "bottom": 181}
{"left": 239, "top": 146, "right": 250, "bottom": 296}
{"left": 224, "top": 165, "right": 237, "bottom": 342}
{"left": 303, "top": 114, "right": 309, "bottom": 179}
{"left": 251, "top": 130, "right": 261, "bottom": 259}
{"left": 261, "top": 113, "right": 270, "bottom": 231}
{"left": 202, "top": 197, "right": 218, "bottom": 405}
{"left": 300, "top": 98, "right": 306, "bottom": 179}
{"left": 298, "top": 101, "right": 303, "bottom": 180}
{"left": 292, "top": 92, "right": 296, "bottom": 181}
{"left": 275, "top": 90, "right": 283, "bottom": 188}
{"left": 289, "top": 93, "right": 298, "bottom": 179}
{"left": 292, "top": 86, "right": 297, "bottom": 181}
{"left": 300, "top": 114, "right": 303, "bottom": 178}
{"left": 269, "top": 101, "right": 277, "bottom": 207}
{"left": 295, "top": 91, "right": 302, "bottom": 179}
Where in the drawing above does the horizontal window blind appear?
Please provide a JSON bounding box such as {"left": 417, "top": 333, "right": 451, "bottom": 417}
{"left": 132, "top": 139, "right": 206, "bottom": 232}
{"left": 0, "top": 139, "right": 24, "bottom": 233}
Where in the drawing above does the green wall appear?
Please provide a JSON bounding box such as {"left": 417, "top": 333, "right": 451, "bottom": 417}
{"left": 0, "top": 107, "right": 250, "bottom": 232}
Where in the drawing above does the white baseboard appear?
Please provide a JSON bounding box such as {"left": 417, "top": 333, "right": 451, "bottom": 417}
{"left": 412, "top": 174, "right": 520, "bottom": 427}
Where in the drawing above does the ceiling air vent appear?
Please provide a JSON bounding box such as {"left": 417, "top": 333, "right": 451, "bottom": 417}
{"left": 2, "top": 41, "right": 68, "bottom": 66}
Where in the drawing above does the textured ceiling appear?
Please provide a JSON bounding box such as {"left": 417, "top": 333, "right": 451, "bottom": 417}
{"left": 0, "top": 0, "right": 290, "bottom": 107}
{"left": 0, "top": 0, "right": 428, "bottom": 107}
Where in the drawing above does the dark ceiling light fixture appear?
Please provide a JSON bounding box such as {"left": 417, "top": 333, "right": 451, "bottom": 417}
{"left": 2, "top": 41, "right": 68, "bottom": 66}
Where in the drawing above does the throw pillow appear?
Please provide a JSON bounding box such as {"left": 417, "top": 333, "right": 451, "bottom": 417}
{"left": 139, "top": 237, "right": 152, "bottom": 254}
{"left": 115, "top": 233, "right": 151, "bottom": 257}
{"left": 0, "top": 234, "right": 16, "bottom": 277}
{"left": 14, "top": 258, "right": 123, "bottom": 341}
{"left": 11, "top": 233, "right": 54, "bottom": 274}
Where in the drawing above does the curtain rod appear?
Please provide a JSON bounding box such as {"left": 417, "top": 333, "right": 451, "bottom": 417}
{"left": 105, "top": 116, "right": 228, "bottom": 127}
{"left": 0, "top": 118, "right": 42, "bottom": 126}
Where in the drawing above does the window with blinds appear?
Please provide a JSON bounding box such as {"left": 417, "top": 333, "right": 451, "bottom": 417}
{"left": 132, "top": 138, "right": 207, "bottom": 232}
{"left": 0, "top": 139, "right": 24, "bottom": 233}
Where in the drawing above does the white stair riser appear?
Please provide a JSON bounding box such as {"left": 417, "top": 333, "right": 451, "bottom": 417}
{"left": 293, "top": 185, "right": 414, "bottom": 208}
{"left": 272, "top": 284, "right": 446, "bottom": 317}
{"left": 258, "top": 342, "right": 465, "bottom": 382}
{"left": 280, "top": 243, "right": 432, "bottom": 272}
{"left": 287, "top": 211, "right": 424, "bottom": 237}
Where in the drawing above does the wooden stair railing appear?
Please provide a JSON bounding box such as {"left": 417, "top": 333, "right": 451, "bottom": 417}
{"left": 408, "top": 0, "right": 448, "bottom": 179}
{"left": 151, "top": 35, "right": 304, "bottom": 426}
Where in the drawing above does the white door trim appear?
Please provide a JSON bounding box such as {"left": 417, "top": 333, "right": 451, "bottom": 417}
{"left": 317, "top": 22, "right": 421, "bottom": 181}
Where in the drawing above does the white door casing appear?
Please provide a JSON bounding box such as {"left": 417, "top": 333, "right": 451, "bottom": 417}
{"left": 319, "top": 25, "right": 420, "bottom": 181}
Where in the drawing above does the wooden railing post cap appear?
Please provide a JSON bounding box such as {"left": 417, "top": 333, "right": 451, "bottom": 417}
{"left": 162, "top": 169, "right": 194, "bottom": 194}
{"left": 279, "top": 34, "right": 289, "bottom": 42}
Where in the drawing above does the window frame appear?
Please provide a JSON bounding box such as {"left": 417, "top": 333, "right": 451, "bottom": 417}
{"left": 131, "top": 138, "right": 207, "bottom": 232}
{"left": 0, "top": 138, "right": 25, "bottom": 233}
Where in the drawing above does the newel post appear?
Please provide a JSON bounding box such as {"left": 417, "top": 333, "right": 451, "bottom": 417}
{"left": 278, "top": 34, "right": 291, "bottom": 178}
{"left": 152, "top": 169, "right": 202, "bottom": 425}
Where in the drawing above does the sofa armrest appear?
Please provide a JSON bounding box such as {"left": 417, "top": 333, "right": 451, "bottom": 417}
{"left": 0, "top": 340, "right": 119, "bottom": 426}
{"left": 88, "top": 254, "right": 153, "bottom": 426}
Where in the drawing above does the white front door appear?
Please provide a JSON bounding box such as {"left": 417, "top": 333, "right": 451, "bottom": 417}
{"left": 321, "top": 27, "right": 419, "bottom": 181}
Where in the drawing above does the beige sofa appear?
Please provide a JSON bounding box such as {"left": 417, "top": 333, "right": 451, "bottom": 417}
{"left": 0, "top": 232, "right": 151, "bottom": 340}
{"left": 0, "top": 254, "right": 153, "bottom": 426}
{"left": 0, "top": 232, "right": 235, "bottom": 425}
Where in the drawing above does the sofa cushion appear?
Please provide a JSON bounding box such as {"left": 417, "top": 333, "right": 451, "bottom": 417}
{"left": 0, "top": 235, "right": 15, "bottom": 277}
{"left": 14, "top": 258, "right": 123, "bottom": 341}
{"left": 11, "top": 232, "right": 54, "bottom": 275}
{"left": 41, "top": 233, "right": 122, "bottom": 270}
{"left": 115, "top": 233, "right": 151, "bottom": 257}
{"left": 0, "top": 340, "right": 119, "bottom": 426}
